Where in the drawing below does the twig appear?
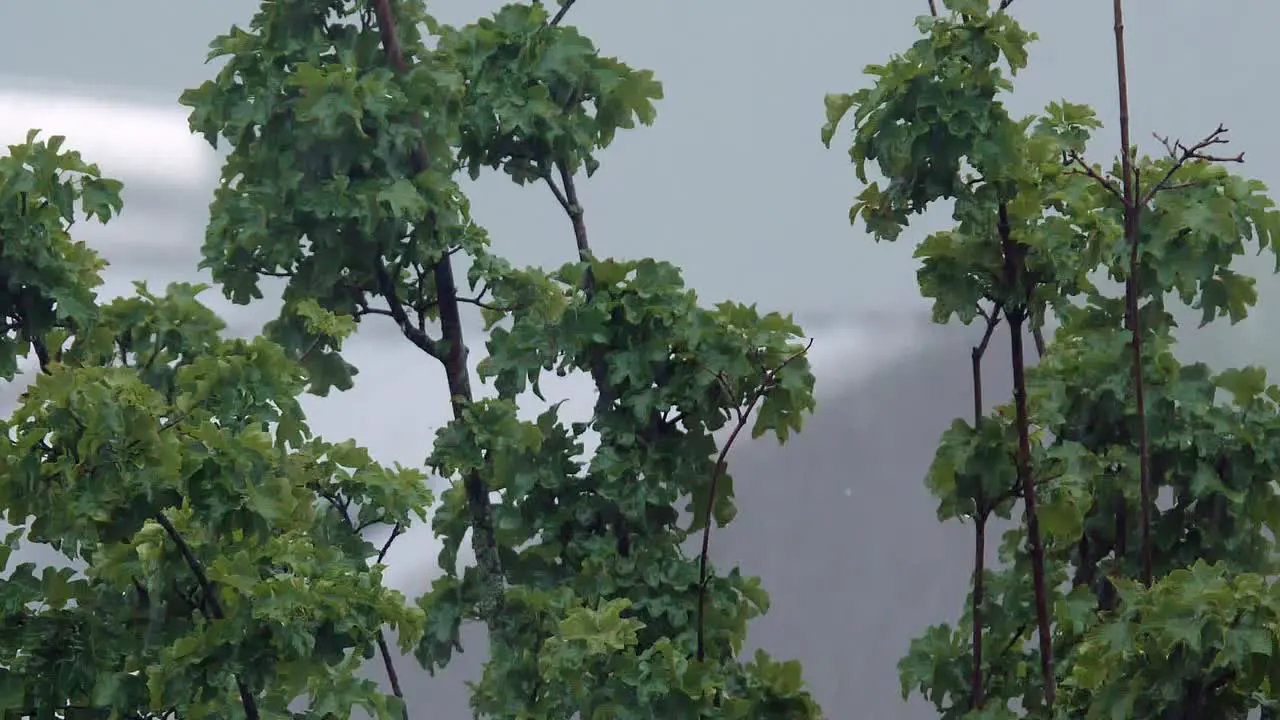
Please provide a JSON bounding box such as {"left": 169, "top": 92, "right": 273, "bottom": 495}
{"left": 557, "top": 162, "right": 592, "bottom": 262}
{"left": 377, "top": 524, "right": 402, "bottom": 564}
{"left": 152, "top": 511, "right": 260, "bottom": 720}
{"left": 1140, "top": 124, "right": 1245, "bottom": 205}
{"left": 695, "top": 339, "right": 814, "bottom": 662}
{"left": 372, "top": 259, "right": 441, "bottom": 358}
{"left": 544, "top": 173, "right": 573, "bottom": 216}
{"left": 1064, "top": 152, "right": 1124, "bottom": 203}
{"left": 550, "top": 0, "right": 577, "bottom": 25}
{"left": 322, "top": 491, "right": 408, "bottom": 715}
{"left": 969, "top": 303, "right": 1001, "bottom": 709}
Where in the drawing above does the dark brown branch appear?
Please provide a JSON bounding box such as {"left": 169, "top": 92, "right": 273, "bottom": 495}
{"left": 370, "top": 0, "right": 507, "bottom": 626}
{"left": 999, "top": 624, "right": 1029, "bottom": 657}
{"left": 1110, "top": 0, "right": 1154, "bottom": 589}
{"left": 1065, "top": 152, "right": 1125, "bottom": 203}
{"left": 550, "top": 0, "right": 577, "bottom": 26}
{"left": 355, "top": 306, "right": 397, "bottom": 319}
{"left": 152, "top": 511, "right": 260, "bottom": 720}
{"left": 372, "top": 260, "right": 441, "bottom": 358}
{"left": 1140, "top": 124, "right": 1245, "bottom": 205}
{"left": 544, "top": 173, "right": 573, "bottom": 216}
{"left": 696, "top": 339, "right": 813, "bottom": 662}
{"left": 928, "top": 0, "right": 938, "bottom": 16}
{"left": 323, "top": 493, "right": 407, "bottom": 715}
{"left": 376, "top": 630, "right": 406, "bottom": 712}
{"left": 557, "top": 162, "right": 592, "bottom": 262}
{"left": 457, "top": 295, "right": 520, "bottom": 313}
{"left": 969, "top": 303, "right": 1001, "bottom": 709}
{"left": 377, "top": 524, "right": 402, "bottom": 565}
{"left": 999, "top": 202, "right": 1056, "bottom": 709}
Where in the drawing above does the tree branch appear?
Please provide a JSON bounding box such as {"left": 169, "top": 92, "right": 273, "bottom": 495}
{"left": 695, "top": 339, "right": 813, "bottom": 662}
{"left": 968, "top": 302, "right": 1001, "bottom": 709}
{"left": 321, "top": 491, "right": 408, "bottom": 715}
{"left": 1065, "top": 151, "right": 1125, "bottom": 203}
{"left": 999, "top": 202, "right": 1056, "bottom": 709}
{"left": 371, "top": 0, "right": 507, "bottom": 632}
{"left": 1110, "top": 0, "right": 1155, "bottom": 590}
{"left": 550, "top": 0, "right": 578, "bottom": 26}
{"left": 1140, "top": 124, "right": 1245, "bottom": 205}
{"left": 372, "top": 259, "right": 441, "bottom": 358}
{"left": 151, "top": 511, "right": 260, "bottom": 720}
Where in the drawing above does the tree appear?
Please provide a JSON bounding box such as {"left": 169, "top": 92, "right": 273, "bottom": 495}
{"left": 0, "top": 0, "right": 822, "bottom": 718}
{"left": 823, "top": 0, "right": 1280, "bottom": 717}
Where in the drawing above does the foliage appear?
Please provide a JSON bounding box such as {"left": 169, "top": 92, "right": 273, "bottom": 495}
{"left": 823, "top": 0, "right": 1280, "bottom": 717}
{"left": 0, "top": 0, "right": 822, "bottom": 718}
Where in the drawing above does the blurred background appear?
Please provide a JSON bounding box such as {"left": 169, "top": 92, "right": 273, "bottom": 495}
{"left": 2, "top": 1, "right": 1278, "bottom": 717}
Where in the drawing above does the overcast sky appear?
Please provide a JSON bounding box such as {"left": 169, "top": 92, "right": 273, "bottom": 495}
{"left": 3, "top": 2, "right": 1279, "bottom": 716}
{"left": 5, "top": 1, "right": 1278, "bottom": 315}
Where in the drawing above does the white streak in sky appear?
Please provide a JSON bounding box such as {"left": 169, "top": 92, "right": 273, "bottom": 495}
{"left": 0, "top": 87, "right": 217, "bottom": 189}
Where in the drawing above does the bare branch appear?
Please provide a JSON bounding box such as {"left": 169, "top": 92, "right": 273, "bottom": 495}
{"left": 1141, "top": 123, "right": 1245, "bottom": 205}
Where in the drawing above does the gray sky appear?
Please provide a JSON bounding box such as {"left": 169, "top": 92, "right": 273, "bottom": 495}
{"left": 3, "top": 1, "right": 1279, "bottom": 717}
{"left": 6, "top": 1, "right": 1277, "bottom": 316}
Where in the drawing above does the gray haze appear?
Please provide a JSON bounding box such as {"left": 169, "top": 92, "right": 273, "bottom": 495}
{"left": 3, "top": 1, "right": 1279, "bottom": 717}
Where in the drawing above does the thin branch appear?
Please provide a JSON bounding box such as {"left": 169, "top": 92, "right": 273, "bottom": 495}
{"left": 1140, "top": 124, "right": 1245, "bottom": 205}
{"left": 999, "top": 202, "right": 1056, "bottom": 709}
{"left": 550, "top": 0, "right": 577, "bottom": 26}
{"left": 998, "top": 624, "right": 1030, "bottom": 657}
{"left": 355, "top": 306, "right": 397, "bottom": 319}
{"left": 1065, "top": 152, "right": 1125, "bottom": 203}
{"left": 322, "top": 491, "right": 408, "bottom": 715}
{"left": 152, "top": 511, "right": 260, "bottom": 720}
{"left": 413, "top": 262, "right": 429, "bottom": 333}
{"left": 377, "top": 524, "right": 403, "bottom": 565}
{"left": 1032, "top": 326, "right": 1047, "bottom": 359}
{"left": 928, "top": 0, "right": 938, "bottom": 16}
{"left": 372, "top": 259, "right": 441, "bottom": 358}
{"left": 696, "top": 339, "right": 814, "bottom": 662}
{"left": 557, "top": 162, "right": 592, "bottom": 262}
{"left": 457, "top": 295, "right": 521, "bottom": 313}
{"left": 1110, "top": 0, "right": 1154, "bottom": 590}
{"left": 969, "top": 303, "right": 1001, "bottom": 709}
{"left": 371, "top": 0, "right": 507, "bottom": 631}
{"left": 544, "top": 173, "right": 573, "bottom": 216}
{"left": 376, "top": 630, "right": 407, "bottom": 711}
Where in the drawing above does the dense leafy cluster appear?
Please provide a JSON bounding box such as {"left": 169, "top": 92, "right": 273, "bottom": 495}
{"left": 824, "top": 1, "right": 1280, "bottom": 717}
{"left": 1, "top": 0, "right": 822, "bottom": 718}
{"left": 8, "top": 0, "right": 1275, "bottom": 717}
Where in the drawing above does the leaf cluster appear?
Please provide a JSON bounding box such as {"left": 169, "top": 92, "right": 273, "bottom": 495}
{"left": 823, "top": 1, "right": 1280, "bottom": 718}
